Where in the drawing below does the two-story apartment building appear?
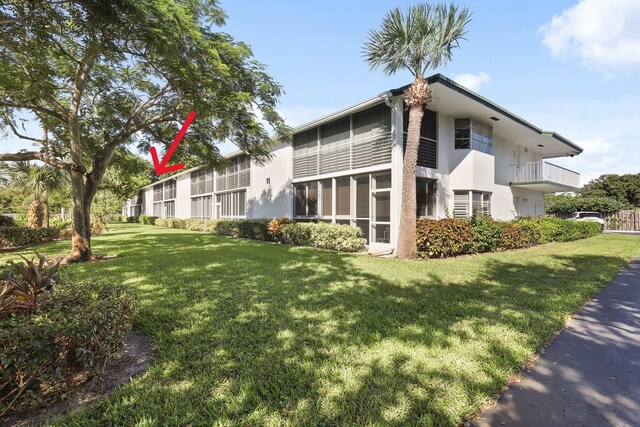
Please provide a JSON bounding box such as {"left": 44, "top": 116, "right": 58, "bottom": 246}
{"left": 123, "top": 74, "right": 582, "bottom": 251}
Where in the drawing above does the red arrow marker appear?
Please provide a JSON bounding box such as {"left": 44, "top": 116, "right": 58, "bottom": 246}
{"left": 150, "top": 110, "right": 196, "bottom": 176}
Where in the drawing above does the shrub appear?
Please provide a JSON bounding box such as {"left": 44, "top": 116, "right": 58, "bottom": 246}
{"left": 282, "top": 222, "right": 366, "bottom": 252}
{"left": 513, "top": 217, "right": 600, "bottom": 243}
{"left": 0, "top": 282, "right": 133, "bottom": 414}
{"left": 1, "top": 253, "right": 59, "bottom": 318}
{"left": 0, "top": 215, "right": 16, "bottom": 227}
{"left": 154, "top": 218, "right": 167, "bottom": 227}
{"left": 0, "top": 227, "right": 61, "bottom": 249}
{"left": 267, "top": 217, "right": 294, "bottom": 243}
{"left": 119, "top": 215, "right": 140, "bottom": 223}
{"left": 497, "top": 223, "right": 531, "bottom": 251}
{"left": 416, "top": 218, "right": 476, "bottom": 259}
{"left": 470, "top": 216, "right": 502, "bottom": 253}
{"left": 185, "top": 218, "right": 205, "bottom": 231}
{"left": 236, "top": 219, "right": 272, "bottom": 241}
{"left": 49, "top": 217, "right": 72, "bottom": 228}
{"left": 511, "top": 218, "right": 542, "bottom": 246}
{"left": 138, "top": 215, "right": 158, "bottom": 225}
{"left": 213, "top": 220, "right": 240, "bottom": 237}
{"left": 166, "top": 218, "right": 186, "bottom": 229}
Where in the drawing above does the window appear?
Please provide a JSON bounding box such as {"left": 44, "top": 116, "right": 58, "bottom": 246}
{"left": 453, "top": 190, "right": 491, "bottom": 217}
{"left": 455, "top": 118, "right": 493, "bottom": 154}
{"left": 292, "top": 104, "right": 393, "bottom": 179}
{"left": 153, "top": 202, "right": 162, "bottom": 217}
{"left": 319, "top": 118, "right": 350, "bottom": 174}
{"left": 403, "top": 108, "right": 437, "bottom": 168}
{"left": 292, "top": 170, "right": 391, "bottom": 245}
{"left": 336, "top": 177, "right": 350, "bottom": 216}
{"left": 153, "top": 183, "right": 163, "bottom": 202}
{"left": 191, "top": 195, "right": 212, "bottom": 219}
{"left": 321, "top": 179, "right": 332, "bottom": 217}
{"left": 191, "top": 168, "right": 214, "bottom": 195}
{"left": 217, "top": 190, "right": 246, "bottom": 219}
{"left": 164, "top": 180, "right": 176, "bottom": 199}
{"left": 416, "top": 178, "right": 437, "bottom": 217}
{"left": 164, "top": 201, "right": 175, "bottom": 218}
{"left": 216, "top": 155, "right": 251, "bottom": 191}
{"left": 294, "top": 182, "right": 318, "bottom": 217}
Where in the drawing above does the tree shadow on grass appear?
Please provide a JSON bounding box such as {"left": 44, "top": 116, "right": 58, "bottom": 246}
{"left": 46, "top": 230, "right": 633, "bottom": 426}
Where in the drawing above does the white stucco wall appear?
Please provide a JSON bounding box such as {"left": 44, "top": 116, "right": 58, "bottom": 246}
{"left": 247, "top": 143, "right": 293, "bottom": 219}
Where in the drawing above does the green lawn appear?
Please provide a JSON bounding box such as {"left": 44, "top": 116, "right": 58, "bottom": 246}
{"left": 2, "top": 224, "right": 639, "bottom": 426}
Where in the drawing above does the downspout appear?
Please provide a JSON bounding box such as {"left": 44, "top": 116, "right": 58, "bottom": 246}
{"left": 383, "top": 92, "right": 396, "bottom": 110}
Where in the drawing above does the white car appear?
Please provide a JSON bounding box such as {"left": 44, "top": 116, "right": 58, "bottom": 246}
{"left": 568, "top": 211, "right": 605, "bottom": 231}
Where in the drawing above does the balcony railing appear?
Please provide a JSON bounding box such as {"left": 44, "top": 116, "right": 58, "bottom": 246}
{"left": 510, "top": 161, "right": 580, "bottom": 189}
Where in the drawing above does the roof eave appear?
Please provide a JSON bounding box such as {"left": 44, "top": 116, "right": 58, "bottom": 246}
{"left": 391, "top": 73, "right": 583, "bottom": 156}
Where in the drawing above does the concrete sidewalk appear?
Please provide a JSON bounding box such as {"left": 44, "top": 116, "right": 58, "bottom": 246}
{"left": 475, "top": 258, "right": 640, "bottom": 427}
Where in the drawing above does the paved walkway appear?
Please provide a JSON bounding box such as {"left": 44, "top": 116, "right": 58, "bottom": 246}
{"left": 475, "top": 258, "right": 640, "bottom": 427}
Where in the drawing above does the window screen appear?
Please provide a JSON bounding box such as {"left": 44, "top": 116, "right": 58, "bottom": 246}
{"left": 336, "top": 177, "right": 350, "bottom": 216}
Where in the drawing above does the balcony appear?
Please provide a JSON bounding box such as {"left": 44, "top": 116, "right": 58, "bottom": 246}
{"left": 510, "top": 161, "right": 580, "bottom": 192}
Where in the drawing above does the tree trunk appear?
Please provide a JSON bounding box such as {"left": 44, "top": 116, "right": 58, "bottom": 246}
{"left": 67, "top": 169, "right": 93, "bottom": 262}
{"left": 396, "top": 77, "right": 431, "bottom": 260}
{"left": 43, "top": 188, "right": 50, "bottom": 228}
{"left": 396, "top": 105, "right": 423, "bottom": 259}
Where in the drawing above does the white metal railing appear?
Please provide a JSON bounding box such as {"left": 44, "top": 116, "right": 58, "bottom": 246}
{"left": 510, "top": 161, "right": 580, "bottom": 188}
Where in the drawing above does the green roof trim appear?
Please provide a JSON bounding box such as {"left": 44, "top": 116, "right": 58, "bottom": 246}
{"left": 390, "top": 74, "right": 583, "bottom": 155}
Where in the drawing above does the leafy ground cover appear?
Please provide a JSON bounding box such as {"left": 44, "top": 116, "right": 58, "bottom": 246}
{"left": 1, "top": 224, "right": 638, "bottom": 426}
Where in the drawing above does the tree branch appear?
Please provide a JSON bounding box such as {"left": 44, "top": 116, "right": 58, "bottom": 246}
{"left": 0, "top": 150, "right": 84, "bottom": 173}
{"left": 0, "top": 100, "right": 66, "bottom": 122}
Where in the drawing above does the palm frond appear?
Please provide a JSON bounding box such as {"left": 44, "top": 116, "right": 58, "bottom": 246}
{"left": 362, "top": 2, "right": 471, "bottom": 78}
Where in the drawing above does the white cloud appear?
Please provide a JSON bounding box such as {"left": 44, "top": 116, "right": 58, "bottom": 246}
{"left": 452, "top": 72, "right": 491, "bottom": 92}
{"left": 540, "top": 0, "right": 640, "bottom": 72}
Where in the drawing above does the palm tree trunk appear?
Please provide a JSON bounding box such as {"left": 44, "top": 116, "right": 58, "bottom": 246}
{"left": 43, "top": 188, "right": 50, "bottom": 228}
{"left": 396, "top": 105, "right": 423, "bottom": 259}
{"left": 396, "top": 77, "right": 431, "bottom": 259}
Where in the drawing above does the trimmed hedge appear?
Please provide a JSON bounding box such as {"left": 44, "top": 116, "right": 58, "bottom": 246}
{"left": 0, "top": 215, "right": 16, "bottom": 227}
{"left": 0, "top": 227, "right": 62, "bottom": 249}
{"left": 185, "top": 219, "right": 219, "bottom": 233}
{"left": 118, "top": 215, "right": 140, "bottom": 223}
{"left": 217, "top": 219, "right": 271, "bottom": 241}
{"left": 138, "top": 215, "right": 158, "bottom": 225}
{"left": 416, "top": 218, "right": 477, "bottom": 258}
{"left": 0, "top": 282, "right": 133, "bottom": 414}
{"left": 282, "top": 222, "right": 366, "bottom": 252}
{"left": 514, "top": 217, "right": 601, "bottom": 243}
{"left": 418, "top": 217, "right": 600, "bottom": 259}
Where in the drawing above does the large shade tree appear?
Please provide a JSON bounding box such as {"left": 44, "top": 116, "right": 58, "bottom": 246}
{"left": 363, "top": 3, "right": 470, "bottom": 259}
{"left": 0, "top": 0, "right": 289, "bottom": 261}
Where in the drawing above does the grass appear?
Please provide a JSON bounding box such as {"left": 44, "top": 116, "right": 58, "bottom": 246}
{"left": 2, "top": 224, "right": 639, "bottom": 426}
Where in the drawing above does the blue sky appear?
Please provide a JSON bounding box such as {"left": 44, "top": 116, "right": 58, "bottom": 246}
{"left": 218, "top": 0, "right": 640, "bottom": 184}
{"left": 3, "top": 0, "right": 639, "bottom": 184}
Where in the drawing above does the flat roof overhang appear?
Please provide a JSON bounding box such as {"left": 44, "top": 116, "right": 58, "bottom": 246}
{"left": 510, "top": 181, "right": 580, "bottom": 193}
{"left": 391, "top": 74, "right": 583, "bottom": 159}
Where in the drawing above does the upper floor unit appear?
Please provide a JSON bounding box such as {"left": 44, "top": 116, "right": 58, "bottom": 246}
{"left": 123, "top": 74, "right": 583, "bottom": 240}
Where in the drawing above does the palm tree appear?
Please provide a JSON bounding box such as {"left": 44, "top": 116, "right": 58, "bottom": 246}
{"left": 1, "top": 162, "right": 68, "bottom": 227}
{"left": 363, "top": 3, "right": 471, "bottom": 259}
